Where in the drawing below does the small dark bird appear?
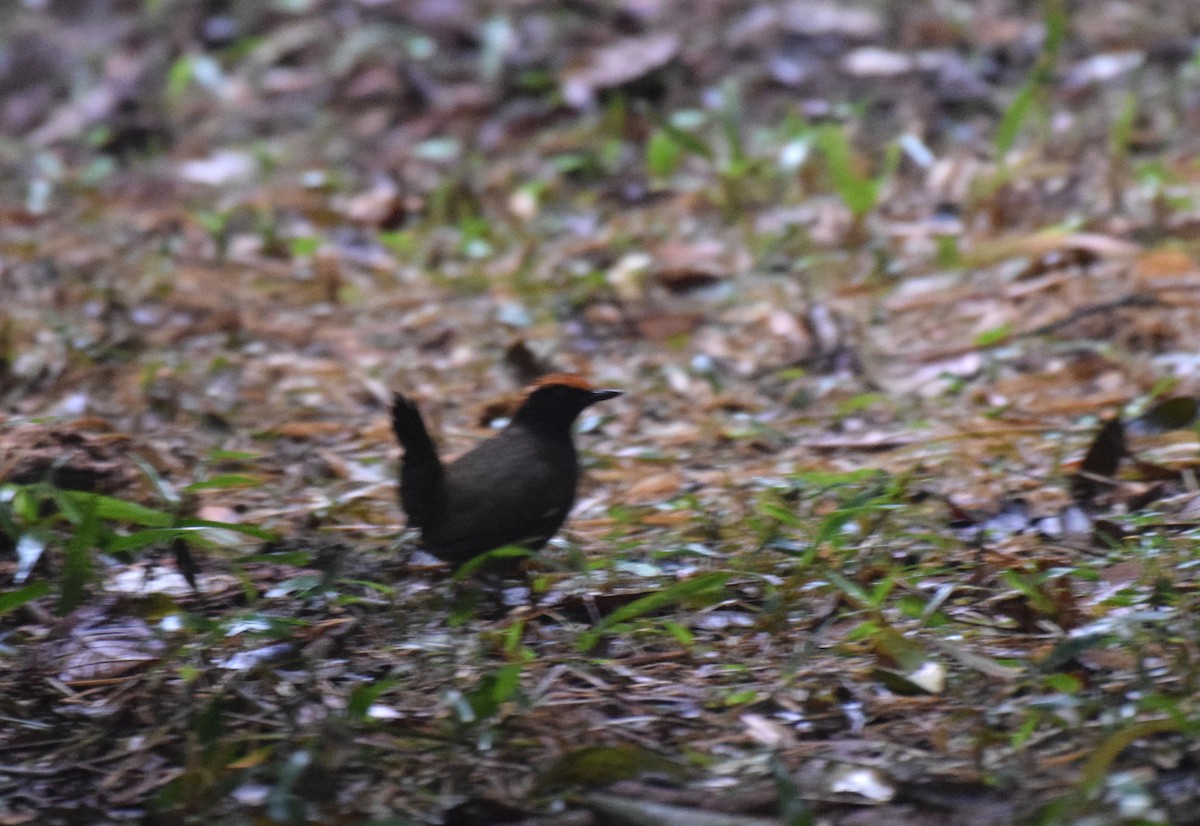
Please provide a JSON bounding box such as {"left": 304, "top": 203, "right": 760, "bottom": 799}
{"left": 392, "top": 374, "right": 621, "bottom": 567}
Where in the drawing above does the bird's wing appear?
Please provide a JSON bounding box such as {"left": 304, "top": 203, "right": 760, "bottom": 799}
{"left": 427, "top": 433, "right": 577, "bottom": 558}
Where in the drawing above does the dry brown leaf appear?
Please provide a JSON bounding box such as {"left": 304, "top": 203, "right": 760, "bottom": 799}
{"left": 653, "top": 240, "right": 729, "bottom": 293}
{"left": 636, "top": 311, "right": 703, "bottom": 342}
{"left": 640, "top": 511, "right": 693, "bottom": 527}
{"left": 1131, "top": 247, "right": 1200, "bottom": 289}
{"left": 966, "top": 231, "right": 1141, "bottom": 269}
{"left": 560, "top": 32, "right": 680, "bottom": 108}
{"left": 626, "top": 472, "right": 683, "bottom": 503}
{"left": 267, "top": 422, "right": 345, "bottom": 439}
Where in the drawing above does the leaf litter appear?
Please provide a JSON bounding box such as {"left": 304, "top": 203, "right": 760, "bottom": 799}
{"left": 4, "top": 1, "right": 1200, "bottom": 825}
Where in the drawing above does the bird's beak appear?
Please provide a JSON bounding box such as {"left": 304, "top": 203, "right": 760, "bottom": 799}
{"left": 589, "top": 389, "right": 622, "bottom": 404}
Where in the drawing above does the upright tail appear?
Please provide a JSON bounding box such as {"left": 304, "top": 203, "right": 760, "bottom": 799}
{"left": 392, "top": 392, "right": 443, "bottom": 530}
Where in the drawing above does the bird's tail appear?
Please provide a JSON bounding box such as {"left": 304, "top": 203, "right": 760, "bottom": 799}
{"left": 392, "top": 392, "right": 443, "bottom": 529}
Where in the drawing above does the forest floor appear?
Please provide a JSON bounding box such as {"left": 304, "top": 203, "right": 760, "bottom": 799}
{"left": 4, "top": 1, "right": 1200, "bottom": 824}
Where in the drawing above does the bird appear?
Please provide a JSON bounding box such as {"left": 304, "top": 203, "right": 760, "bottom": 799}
{"left": 392, "top": 373, "right": 621, "bottom": 568}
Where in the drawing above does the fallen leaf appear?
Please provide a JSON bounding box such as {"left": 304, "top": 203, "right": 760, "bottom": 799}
{"left": 627, "top": 472, "right": 683, "bottom": 503}
{"left": 561, "top": 32, "right": 680, "bottom": 108}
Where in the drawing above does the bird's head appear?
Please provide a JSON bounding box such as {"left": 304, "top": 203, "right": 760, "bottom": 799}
{"left": 512, "top": 373, "right": 621, "bottom": 431}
